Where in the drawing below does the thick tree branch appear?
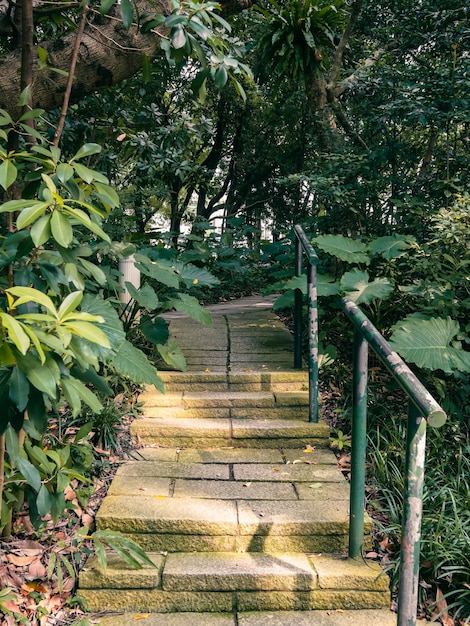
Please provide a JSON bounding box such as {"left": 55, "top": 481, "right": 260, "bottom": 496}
{"left": 0, "top": 2, "right": 168, "bottom": 117}
{"left": 327, "top": 0, "right": 364, "bottom": 93}
{"left": 0, "top": 0, "right": 254, "bottom": 118}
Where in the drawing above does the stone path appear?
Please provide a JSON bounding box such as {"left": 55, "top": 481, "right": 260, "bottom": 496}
{"left": 162, "top": 294, "right": 297, "bottom": 372}
{"left": 79, "top": 295, "right": 398, "bottom": 625}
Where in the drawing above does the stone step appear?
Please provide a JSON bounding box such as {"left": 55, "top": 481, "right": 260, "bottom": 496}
{"left": 95, "top": 610, "right": 400, "bottom": 626}
{"left": 96, "top": 490, "right": 370, "bottom": 554}
{"left": 143, "top": 391, "right": 309, "bottom": 409}
{"left": 141, "top": 391, "right": 310, "bottom": 420}
{"left": 141, "top": 407, "right": 310, "bottom": 421}
{"left": 130, "top": 417, "right": 330, "bottom": 448}
{"left": 155, "top": 371, "right": 309, "bottom": 393}
{"left": 80, "top": 553, "right": 389, "bottom": 614}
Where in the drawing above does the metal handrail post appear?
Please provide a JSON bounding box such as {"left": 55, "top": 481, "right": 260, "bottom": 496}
{"left": 348, "top": 329, "right": 368, "bottom": 559}
{"left": 397, "top": 401, "right": 427, "bottom": 626}
{"left": 294, "top": 236, "right": 303, "bottom": 369}
{"left": 307, "top": 261, "right": 318, "bottom": 422}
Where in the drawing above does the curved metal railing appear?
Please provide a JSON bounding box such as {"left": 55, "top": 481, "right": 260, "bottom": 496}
{"left": 293, "top": 224, "right": 447, "bottom": 626}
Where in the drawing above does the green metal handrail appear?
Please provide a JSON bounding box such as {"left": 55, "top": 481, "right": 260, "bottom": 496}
{"left": 292, "top": 225, "right": 447, "bottom": 626}
{"left": 293, "top": 224, "right": 319, "bottom": 422}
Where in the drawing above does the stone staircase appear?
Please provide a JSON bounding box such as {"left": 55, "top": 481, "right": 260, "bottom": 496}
{"left": 79, "top": 297, "right": 394, "bottom": 625}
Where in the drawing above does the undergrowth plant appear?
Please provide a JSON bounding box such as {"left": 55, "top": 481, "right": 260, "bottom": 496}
{"left": 0, "top": 104, "right": 180, "bottom": 538}
{"left": 368, "top": 412, "right": 470, "bottom": 623}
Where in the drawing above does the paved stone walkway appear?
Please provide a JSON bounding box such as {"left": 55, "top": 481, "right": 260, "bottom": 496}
{"left": 163, "top": 294, "right": 297, "bottom": 372}
{"left": 79, "top": 295, "right": 408, "bottom": 625}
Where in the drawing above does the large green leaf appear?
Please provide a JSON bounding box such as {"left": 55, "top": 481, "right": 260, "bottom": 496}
{"left": 389, "top": 315, "right": 470, "bottom": 373}
{"left": 62, "top": 376, "right": 103, "bottom": 416}
{"left": 9, "top": 366, "right": 30, "bottom": 412}
{"left": 125, "top": 283, "right": 160, "bottom": 310}
{"left": 167, "top": 293, "right": 212, "bottom": 327}
{"left": 0, "top": 159, "right": 17, "bottom": 191}
{"left": 36, "top": 485, "right": 53, "bottom": 517}
{"left": 174, "top": 263, "right": 220, "bottom": 288}
{"left": 15, "top": 352, "right": 60, "bottom": 398}
{"left": 110, "top": 340, "right": 164, "bottom": 392}
{"left": 30, "top": 214, "right": 52, "bottom": 247}
{"left": 70, "top": 143, "right": 102, "bottom": 162}
{"left": 93, "top": 182, "right": 120, "bottom": 208}
{"left": 157, "top": 339, "right": 187, "bottom": 372}
{"left": 134, "top": 255, "right": 179, "bottom": 289}
{"left": 340, "top": 269, "right": 394, "bottom": 305}
{"left": 140, "top": 316, "right": 169, "bottom": 345}
{"left": 78, "top": 258, "right": 107, "bottom": 285}
{"left": 51, "top": 210, "right": 73, "bottom": 247}
{"left": 80, "top": 295, "right": 126, "bottom": 357}
{"left": 65, "top": 320, "right": 111, "bottom": 349}
{"left": 16, "top": 202, "right": 49, "bottom": 230}
{"left": 15, "top": 456, "right": 41, "bottom": 491}
{"left": 313, "top": 234, "right": 370, "bottom": 265}
{"left": 283, "top": 273, "right": 340, "bottom": 296}
{"left": 369, "top": 235, "right": 415, "bottom": 260}
{"left": 0, "top": 312, "right": 30, "bottom": 354}
{"left": 120, "top": 0, "right": 134, "bottom": 29}
{"left": 26, "top": 387, "right": 47, "bottom": 434}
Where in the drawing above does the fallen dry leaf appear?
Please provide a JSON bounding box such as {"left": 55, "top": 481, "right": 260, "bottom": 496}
{"left": 21, "top": 581, "right": 48, "bottom": 594}
{"left": 25, "top": 559, "right": 47, "bottom": 581}
{"left": 81, "top": 513, "right": 94, "bottom": 527}
{"left": 432, "top": 587, "right": 454, "bottom": 626}
{"left": 134, "top": 615, "right": 151, "bottom": 620}
{"left": 379, "top": 536, "right": 395, "bottom": 552}
{"left": 6, "top": 554, "right": 38, "bottom": 567}
{"left": 365, "top": 551, "right": 379, "bottom": 559}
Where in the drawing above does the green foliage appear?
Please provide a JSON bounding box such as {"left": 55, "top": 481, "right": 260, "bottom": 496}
{"left": 272, "top": 232, "right": 414, "bottom": 311}
{"left": 76, "top": 527, "right": 157, "bottom": 572}
{"left": 368, "top": 411, "right": 470, "bottom": 621}
{"left": 255, "top": 0, "right": 348, "bottom": 82}
{"left": 100, "top": 0, "right": 252, "bottom": 100}
{"left": 339, "top": 269, "right": 393, "bottom": 305}
{"left": 389, "top": 315, "right": 470, "bottom": 374}
{"left": 112, "top": 246, "right": 219, "bottom": 371}
{"left": 313, "top": 234, "right": 371, "bottom": 265}
{"left": 330, "top": 428, "right": 351, "bottom": 450}
{"left": 0, "top": 112, "right": 170, "bottom": 533}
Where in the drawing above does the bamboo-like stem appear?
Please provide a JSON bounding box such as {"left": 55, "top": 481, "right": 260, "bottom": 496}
{"left": 0, "top": 434, "right": 10, "bottom": 537}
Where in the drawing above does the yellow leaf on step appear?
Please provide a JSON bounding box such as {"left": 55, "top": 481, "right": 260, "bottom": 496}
{"left": 134, "top": 615, "right": 151, "bottom": 620}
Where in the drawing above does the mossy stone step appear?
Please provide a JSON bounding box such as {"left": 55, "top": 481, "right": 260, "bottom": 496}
{"left": 143, "top": 391, "right": 309, "bottom": 409}
{"left": 141, "top": 407, "right": 310, "bottom": 420}
{"left": 138, "top": 446, "right": 338, "bottom": 465}
{"left": 96, "top": 491, "right": 370, "bottom": 552}
{"left": 155, "top": 371, "right": 309, "bottom": 393}
{"left": 141, "top": 391, "right": 310, "bottom": 420}
{"left": 80, "top": 553, "right": 389, "bottom": 613}
{"left": 96, "top": 611, "right": 402, "bottom": 626}
{"left": 130, "top": 417, "right": 329, "bottom": 448}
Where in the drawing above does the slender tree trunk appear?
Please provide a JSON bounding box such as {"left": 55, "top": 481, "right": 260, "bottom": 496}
{"left": 53, "top": 3, "right": 89, "bottom": 146}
